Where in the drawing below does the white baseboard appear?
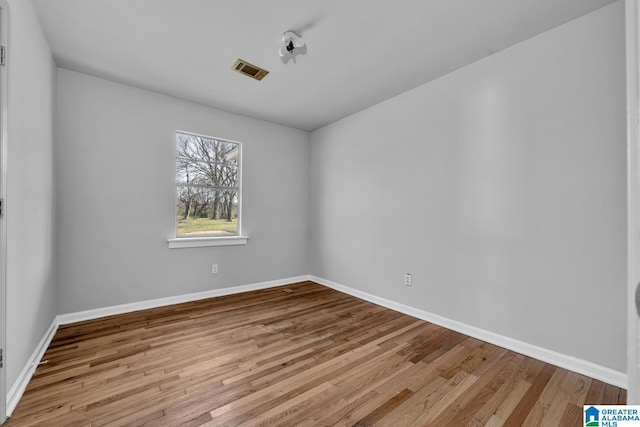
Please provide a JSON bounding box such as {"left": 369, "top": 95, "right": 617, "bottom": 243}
{"left": 310, "top": 275, "right": 628, "bottom": 389}
{"left": 7, "top": 318, "right": 58, "bottom": 417}
{"left": 57, "top": 275, "right": 311, "bottom": 325}
{"left": 7, "top": 273, "right": 626, "bottom": 419}
{"left": 7, "top": 275, "right": 311, "bottom": 418}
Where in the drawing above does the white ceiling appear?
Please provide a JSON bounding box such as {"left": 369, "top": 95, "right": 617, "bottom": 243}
{"left": 31, "top": 0, "right": 616, "bottom": 131}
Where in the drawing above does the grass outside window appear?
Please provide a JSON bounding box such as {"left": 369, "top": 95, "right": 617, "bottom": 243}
{"left": 176, "top": 217, "right": 238, "bottom": 236}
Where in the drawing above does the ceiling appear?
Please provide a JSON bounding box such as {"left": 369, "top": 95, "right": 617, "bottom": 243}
{"left": 31, "top": 0, "right": 616, "bottom": 132}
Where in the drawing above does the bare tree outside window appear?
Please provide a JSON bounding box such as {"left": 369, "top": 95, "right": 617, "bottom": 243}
{"left": 176, "top": 132, "right": 241, "bottom": 237}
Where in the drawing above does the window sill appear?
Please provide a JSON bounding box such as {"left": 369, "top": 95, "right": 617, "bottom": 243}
{"left": 167, "top": 236, "right": 249, "bottom": 249}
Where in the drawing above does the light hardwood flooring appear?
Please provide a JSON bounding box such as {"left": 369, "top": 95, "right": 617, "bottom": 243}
{"left": 5, "top": 281, "right": 626, "bottom": 426}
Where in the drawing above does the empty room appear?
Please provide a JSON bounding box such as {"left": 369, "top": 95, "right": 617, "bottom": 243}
{"left": 1, "top": 0, "right": 638, "bottom": 425}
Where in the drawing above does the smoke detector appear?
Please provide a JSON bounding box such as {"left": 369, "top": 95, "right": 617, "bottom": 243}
{"left": 278, "top": 31, "right": 306, "bottom": 62}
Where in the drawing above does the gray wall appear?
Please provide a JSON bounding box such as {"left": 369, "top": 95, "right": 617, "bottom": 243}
{"left": 7, "top": 0, "right": 627, "bottom": 393}
{"left": 56, "top": 69, "right": 310, "bottom": 313}
{"left": 6, "top": 0, "right": 57, "bottom": 389}
{"left": 309, "top": 2, "right": 626, "bottom": 372}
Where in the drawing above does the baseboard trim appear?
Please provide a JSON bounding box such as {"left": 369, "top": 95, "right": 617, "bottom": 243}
{"left": 7, "top": 273, "right": 626, "bottom": 419}
{"left": 7, "top": 275, "right": 311, "bottom": 419}
{"left": 310, "top": 275, "right": 627, "bottom": 389}
{"left": 7, "top": 318, "right": 58, "bottom": 417}
{"left": 57, "top": 275, "right": 311, "bottom": 325}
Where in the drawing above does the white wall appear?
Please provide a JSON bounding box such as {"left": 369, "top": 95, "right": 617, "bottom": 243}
{"left": 56, "top": 69, "right": 310, "bottom": 313}
{"left": 309, "top": 2, "right": 626, "bottom": 372}
{"left": 6, "top": 0, "right": 57, "bottom": 390}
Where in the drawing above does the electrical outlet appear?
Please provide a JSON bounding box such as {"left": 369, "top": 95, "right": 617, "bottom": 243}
{"left": 211, "top": 264, "right": 219, "bottom": 274}
{"left": 404, "top": 273, "right": 412, "bottom": 286}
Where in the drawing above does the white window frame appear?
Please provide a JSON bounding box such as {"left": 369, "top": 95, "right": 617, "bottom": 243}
{"left": 167, "top": 131, "right": 249, "bottom": 249}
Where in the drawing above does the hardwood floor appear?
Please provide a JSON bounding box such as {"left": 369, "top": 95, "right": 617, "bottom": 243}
{"left": 5, "top": 281, "right": 626, "bottom": 426}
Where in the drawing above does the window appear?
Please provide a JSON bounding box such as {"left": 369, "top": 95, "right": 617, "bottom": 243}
{"left": 168, "top": 131, "right": 248, "bottom": 248}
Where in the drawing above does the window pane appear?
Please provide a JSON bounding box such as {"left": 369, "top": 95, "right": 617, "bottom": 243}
{"left": 176, "top": 160, "right": 238, "bottom": 188}
{"left": 176, "top": 186, "right": 238, "bottom": 237}
{"left": 175, "top": 131, "right": 241, "bottom": 239}
{"left": 176, "top": 133, "right": 239, "bottom": 166}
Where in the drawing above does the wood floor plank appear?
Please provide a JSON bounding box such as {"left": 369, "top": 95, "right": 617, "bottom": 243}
{"left": 292, "top": 359, "right": 430, "bottom": 427}
{"left": 352, "top": 388, "right": 414, "bottom": 426}
{"left": 5, "top": 281, "right": 626, "bottom": 426}
{"left": 480, "top": 379, "right": 532, "bottom": 427}
{"left": 465, "top": 354, "right": 532, "bottom": 426}
{"left": 521, "top": 368, "right": 569, "bottom": 426}
{"left": 430, "top": 349, "right": 517, "bottom": 426}
{"left": 558, "top": 403, "right": 583, "bottom": 427}
{"left": 501, "top": 362, "right": 557, "bottom": 426}
{"left": 539, "top": 371, "right": 591, "bottom": 426}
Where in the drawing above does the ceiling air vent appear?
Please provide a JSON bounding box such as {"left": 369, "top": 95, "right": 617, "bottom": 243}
{"left": 232, "top": 59, "right": 269, "bottom": 81}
